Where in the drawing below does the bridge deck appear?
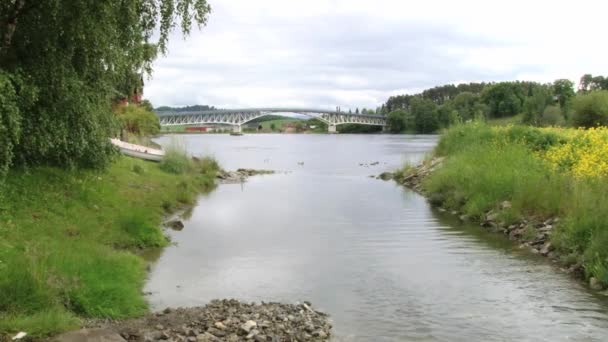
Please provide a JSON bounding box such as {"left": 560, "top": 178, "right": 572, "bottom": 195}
{"left": 156, "top": 108, "right": 387, "bottom": 128}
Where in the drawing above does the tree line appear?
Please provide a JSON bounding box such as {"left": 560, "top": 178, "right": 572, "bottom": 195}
{"left": 382, "top": 75, "right": 608, "bottom": 133}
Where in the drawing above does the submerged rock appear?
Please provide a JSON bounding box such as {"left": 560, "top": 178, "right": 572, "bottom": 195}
{"left": 166, "top": 220, "right": 184, "bottom": 231}
{"left": 216, "top": 169, "right": 275, "bottom": 184}
{"left": 377, "top": 172, "right": 394, "bottom": 181}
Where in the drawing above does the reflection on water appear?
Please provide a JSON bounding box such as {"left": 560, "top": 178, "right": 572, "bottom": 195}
{"left": 147, "top": 134, "right": 608, "bottom": 341}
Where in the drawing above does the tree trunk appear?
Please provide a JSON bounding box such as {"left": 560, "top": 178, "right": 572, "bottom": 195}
{"left": 1, "top": 0, "right": 26, "bottom": 58}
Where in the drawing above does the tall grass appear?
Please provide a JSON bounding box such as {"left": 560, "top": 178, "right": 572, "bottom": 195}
{"left": 421, "top": 123, "right": 608, "bottom": 285}
{"left": 0, "top": 155, "right": 218, "bottom": 337}
{"left": 159, "top": 138, "right": 192, "bottom": 174}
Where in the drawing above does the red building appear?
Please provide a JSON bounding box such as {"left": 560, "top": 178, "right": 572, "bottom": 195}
{"left": 185, "top": 126, "right": 209, "bottom": 133}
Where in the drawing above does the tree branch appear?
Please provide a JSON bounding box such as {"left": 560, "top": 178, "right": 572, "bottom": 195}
{"left": 1, "top": 0, "right": 26, "bottom": 56}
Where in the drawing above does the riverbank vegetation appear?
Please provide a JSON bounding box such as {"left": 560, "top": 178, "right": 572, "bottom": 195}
{"left": 382, "top": 75, "right": 608, "bottom": 134}
{"left": 0, "top": 154, "right": 218, "bottom": 337}
{"left": 413, "top": 123, "right": 608, "bottom": 288}
{"left": 0, "top": 0, "right": 210, "bottom": 176}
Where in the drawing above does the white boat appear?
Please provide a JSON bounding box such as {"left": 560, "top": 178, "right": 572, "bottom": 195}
{"left": 110, "top": 138, "right": 165, "bottom": 162}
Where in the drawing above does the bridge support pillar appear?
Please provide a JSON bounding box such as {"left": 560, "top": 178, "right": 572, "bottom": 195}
{"left": 382, "top": 125, "right": 389, "bottom": 133}
{"left": 328, "top": 124, "right": 337, "bottom": 134}
{"left": 232, "top": 125, "right": 242, "bottom": 134}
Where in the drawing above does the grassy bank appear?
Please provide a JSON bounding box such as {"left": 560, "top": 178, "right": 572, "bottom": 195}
{"left": 410, "top": 123, "right": 608, "bottom": 288}
{"left": 0, "top": 155, "right": 218, "bottom": 337}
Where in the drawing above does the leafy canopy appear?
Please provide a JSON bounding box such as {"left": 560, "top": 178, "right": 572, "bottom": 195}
{"left": 0, "top": 0, "right": 211, "bottom": 172}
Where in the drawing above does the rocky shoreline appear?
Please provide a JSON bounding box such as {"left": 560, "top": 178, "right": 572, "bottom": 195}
{"left": 52, "top": 300, "right": 331, "bottom": 342}
{"left": 381, "top": 157, "right": 605, "bottom": 292}
{"left": 216, "top": 169, "right": 275, "bottom": 184}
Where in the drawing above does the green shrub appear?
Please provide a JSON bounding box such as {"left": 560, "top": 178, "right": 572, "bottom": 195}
{"left": 425, "top": 123, "right": 608, "bottom": 286}
{"left": 502, "top": 125, "right": 564, "bottom": 151}
{"left": 116, "top": 104, "right": 160, "bottom": 136}
{"left": 386, "top": 110, "right": 408, "bottom": 133}
{"left": 159, "top": 139, "right": 192, "bottom": 175}
{"left": 195, "top": 156, "right": 220, "bottom": 174}
{"left": 118, "top": 210, "right": 167, "bottom": 248}
{"left": 0, "top": 72, "right": 21, "bottom": 176}
{"left": 540, "top": 105, "right": 565, "bottom": 126}
{"left": 175, "top": 180, "right": 195, "bottom": 204}
{"left": 425, "top": 124, "right": 564, "bottom": 219}
{"left": 572, "top": 91, "right": 608, "bottom": 128}
{"left": 132, "top": 164, "right": 144, "bottom": 174}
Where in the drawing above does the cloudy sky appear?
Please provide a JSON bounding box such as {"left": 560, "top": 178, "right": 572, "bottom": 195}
{"left": 145, "top": 0, "right": 607, "bottom": 110}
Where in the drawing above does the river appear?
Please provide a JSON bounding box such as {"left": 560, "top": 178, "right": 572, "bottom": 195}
{"left": 148, "top": 134, "right": 608, "bottom": 341}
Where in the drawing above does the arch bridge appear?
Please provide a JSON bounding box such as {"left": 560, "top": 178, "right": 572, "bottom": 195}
{"left": 156, "top": 108, "right": 387, "bottom": 133}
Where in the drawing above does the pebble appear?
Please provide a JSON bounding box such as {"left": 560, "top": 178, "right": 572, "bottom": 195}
{"left": 240, "top": 320, "right": 257, "bottom": 334}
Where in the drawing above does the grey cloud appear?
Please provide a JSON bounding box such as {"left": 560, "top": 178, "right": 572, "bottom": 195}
{"left": 145, "top": 2, "right": 537, "bottom": 109}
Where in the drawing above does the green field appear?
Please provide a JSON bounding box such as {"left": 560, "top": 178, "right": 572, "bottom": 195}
{"left": 256, "top": 118, "right": 303, "bottom": 131}
{"left": 0, "top": 156, "right": 218, "bottom": 337}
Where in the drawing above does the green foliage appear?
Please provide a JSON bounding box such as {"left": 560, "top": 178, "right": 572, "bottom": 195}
{"left": 540, "top": 105, "right": 565, "bottom": 126}
{"left": 552, "top": 79, "right": 575, "bottom": 109}
{"left": 387, "top": 110, "right": 407, "bottom": 133}
{"left": 0, "top": 71, "right": 20, "bottom": 175}
{"left": 423, "top": 123, "right": 608, "bottom": 287}
{"left": 337, "top": 124, "right": 382, "bottom": 133}
{"left": 0, "top": 1, "right": 210, "bottom": 170}
{"left": 425, "top": 135, "right": 561, "bottom": 219}
{"left": 572, "top": 91, "right": 608, "bottom": 128}
{"left": 0, "top": 156, "right": 217, "bottom": 336}
{"left": 118, "top": 210, "right": 167, "bottom": 248}
{"left": 160, "top": 146, "right": 192, "bottom": 175}
{"left": 139, "top": 100, "right": 154, "bottom": 112}
{"left": 411, "top": 98, "right": 439, "bottom": 133}
{"left": 116, "top": 104, "right": 160, "bottom": 136}
{"left": 0, "top": 309, "right": 79, "bottom": 337}
{"left": 522, "top": 86, "right": 551, "bottom": 126}
{"left": 132, "top": 164, "right": 145, "bottom": 174}
{"left": 450, "top": 92, "right": 485, "bottom": 122}
{"left": 305, "top": 118, "right": 327, "bottom": 133}
{"left": 482, "top": 82, "right": 525, "bottom": 118}
{"left": 579, "top": 74, "right": 608, "bottom": 93}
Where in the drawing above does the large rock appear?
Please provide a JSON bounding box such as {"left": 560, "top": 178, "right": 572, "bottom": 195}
{"left": 377, "top": 172, "right": 394, "bottom": 181}
{"left": 166, "top": 220, "right": 184, "bottom": 231}
{"left": 53, "top": 329, "right": 126, "bottom": 342}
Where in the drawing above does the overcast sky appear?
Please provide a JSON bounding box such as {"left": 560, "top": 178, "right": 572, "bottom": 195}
{"left": 144, "top": 0, "right": 608, "bottom": 110}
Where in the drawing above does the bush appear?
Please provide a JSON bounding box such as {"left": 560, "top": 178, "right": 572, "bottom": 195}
{"left": 540, "top": 105, "right": 565, "bottom": 126}
{"left": 386, "top": 110, "right": 407, "bottom": 133}
{"left": 159, "top": 139, "right": 192, "bottom": 175}
{"left": 116, "top": 104, "right": 160, "bottom": 136}
{"left": 0, "top": 72, "right": 21, "bottom": 176}
{"left": 425, "top": 123, "right": 608, "bottom": 286}
{"left": 132, "top": 164, "right": 144, "bottom": 174}
{"left": 572, "top": 91, "right": 608, "bottom": 128}
{"left": 118, "top": 210, "right": 167, "bottom": 248}
{"left": 424, "top": 139, "right": 561, "bottom": 219}
{"left": 195, "top": 156, "right": 220, "bottom": 174}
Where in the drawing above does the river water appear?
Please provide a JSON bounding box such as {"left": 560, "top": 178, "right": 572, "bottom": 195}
{"left": 149, "top": 134, "right": 608, "bottom": 341}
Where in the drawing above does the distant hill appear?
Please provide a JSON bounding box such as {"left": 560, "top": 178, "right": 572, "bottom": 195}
{"left": 155, "top": 105, "right": 217, "bottom": 112}
{"left": 247, "top": 115, "right": 304, "bottom": 124}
